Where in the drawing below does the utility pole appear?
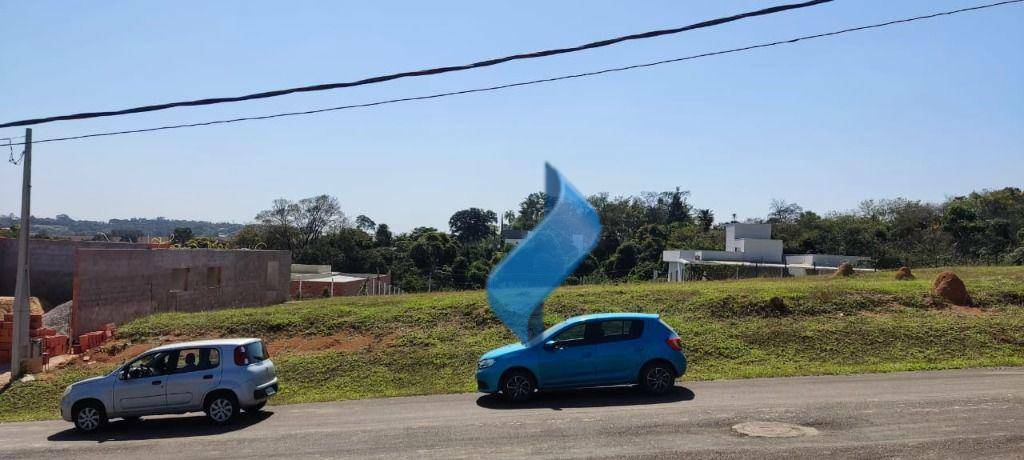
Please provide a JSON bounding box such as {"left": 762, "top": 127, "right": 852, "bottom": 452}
{"left": 11, "top": 128, "right": 32, "bottom": 378}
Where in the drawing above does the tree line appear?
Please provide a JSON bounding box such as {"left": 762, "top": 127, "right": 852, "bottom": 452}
{"left": 4, "top": 187, "right": 1020, "bottom": 292}
{"left": 219, "top": 187, "right": 1024, "bottom": 292}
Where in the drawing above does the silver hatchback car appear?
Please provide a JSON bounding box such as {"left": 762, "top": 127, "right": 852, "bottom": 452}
{"left": 61, "top": 338, "right": 278, "bottom": 432}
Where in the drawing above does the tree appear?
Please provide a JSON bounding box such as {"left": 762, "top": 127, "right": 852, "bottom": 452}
{"left": 296, "top": 195, "right": 346, "bottom": 248}
{"left": 172, "top": 227, "right": 194, "bottom": 246}
{"left": 768, "top": 199, "right": 803, "bottom": 223}
{"left": 942, "top": 202, "right": 984, "bottom": 258}
{"left": 256, "top": 198, "right": 301, "bottom": 249}
{"left": 697, "top": 209, "right": 714, "bottom": 232}
{"left": 410, "top": 230, "right": 457, "bottom": 291}
{"left": 605, "top": 241, "right": 640, "bottom": 277}
{"left": 374, "top": 223, "right": 393, "bottom": 247}
{"left": 449, "top": 208, "right": 497, "bottom": 243}
{"left": 667, "top": 187, "right": 692, "bottom": 224}
{"left": 502, "top": 210, "right": 516, "bottom": 230}
{"left": 110, "top": 228, "right": 143, "bottom": 243}
{"left": 255, "top": 195, "right": 346, "bottom": 251}
{"left": 355, "top": 215, "right": 377, "bottom": 233}
{"left": 513, "top": 192, "right": 547, "bottom": 230}
{"left": 232, "top": 224, "right": 266, "bottom": 249}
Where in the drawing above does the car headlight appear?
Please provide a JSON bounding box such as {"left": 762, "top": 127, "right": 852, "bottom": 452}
{"left": 477, "top": 358, "right": 496, "bottom": 369}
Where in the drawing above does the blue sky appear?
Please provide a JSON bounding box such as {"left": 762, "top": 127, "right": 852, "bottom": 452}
{"left": 1, "top": 1, "right": 1022, "bottom": 233}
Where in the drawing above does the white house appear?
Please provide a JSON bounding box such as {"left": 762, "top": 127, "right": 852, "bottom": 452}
{"left": 663, "top": 223, "right": 871, "bottom": 281}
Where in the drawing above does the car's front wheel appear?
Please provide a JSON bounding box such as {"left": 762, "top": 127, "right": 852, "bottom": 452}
{"left": 205, "top": 393, "right": 239, "bottom": 425}
{"left": 73, "top": 401, "right": 107, "bottom": 433}
{"left": 500, "top": 370, "right": 536, "bottom": 403}
{"left": 640, "top": 362, "right": 675, "bottom": 395}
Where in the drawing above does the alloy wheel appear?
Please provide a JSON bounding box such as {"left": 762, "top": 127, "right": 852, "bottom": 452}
{"left": 505, "top": 375, "right": 532, "bottom": 399}
{"left": 209, "top": 398, "right": 234, "bottom": 422}
{"left": 77, "top": 407, "right": 100, "bottom": 431}
{"left": 646, "top": 367, "right": 672, "bottom": 392}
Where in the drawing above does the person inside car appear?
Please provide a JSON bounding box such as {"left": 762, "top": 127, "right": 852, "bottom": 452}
{"left": 180, "top": 352, "right": 198, "bottom": 373}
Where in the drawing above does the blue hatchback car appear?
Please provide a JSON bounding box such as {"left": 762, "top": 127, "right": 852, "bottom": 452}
{"left": 476, "top": 313, "right": 687, "bottom": 402}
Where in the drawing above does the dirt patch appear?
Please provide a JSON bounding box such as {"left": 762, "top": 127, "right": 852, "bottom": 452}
{"left": 933, "top": 271, "right": 972, "bottom": 306}
{"left": 948, "top": 305, "right": 986, "bottom": 316}
{"left": 894, "top": 266, "right": 914, "bottom": 281}
{"left": 83, "top": 341, "right": 156, "bottom": 364}
{"left": 268, "top": 333, "right": 395, "bottom": 355}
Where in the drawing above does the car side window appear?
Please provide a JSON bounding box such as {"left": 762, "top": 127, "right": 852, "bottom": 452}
{"left": 124, "top": 351, "right": 174, "bottom": 379}
{"left": 588, "top": 320, "right": 645, "bottom": 343}
{"left": 552, "top": 323, "right": 587, "bottom": 347}
{"left": 173, "top": 348, "right": 220, "bottom": 373}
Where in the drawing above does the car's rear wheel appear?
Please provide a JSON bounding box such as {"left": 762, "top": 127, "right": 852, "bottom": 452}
{"left": 640, "top": 362, "right": 675, "bottom": 395}
{"left": 73, "top": 401, "right": 107, "bottom": 433}
{"left": 205, "top": 393, "right": 238, "bottom": 425}
{"left": 500, "top": 370, "right": 536, "bottom": 403}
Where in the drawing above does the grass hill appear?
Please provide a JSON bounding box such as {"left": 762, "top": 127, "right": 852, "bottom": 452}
{"left": 1, "top": 266, "right": 1022, "bottom": 422}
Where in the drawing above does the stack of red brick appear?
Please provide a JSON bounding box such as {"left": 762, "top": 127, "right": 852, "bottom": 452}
{"left": 76, "top": 323, "right": 116, "bottom": 354}
{"left": 1, "top": 312, "right": 71, "bottom": 366}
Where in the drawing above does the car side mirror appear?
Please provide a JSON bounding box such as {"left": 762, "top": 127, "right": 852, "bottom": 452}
{"left": 544, "top": 340, "right": 557, "bottom": 350}
{"left": 119, "top": 369, "right": 128, "bottom": 380}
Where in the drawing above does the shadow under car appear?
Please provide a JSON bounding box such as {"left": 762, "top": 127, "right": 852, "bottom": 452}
{"left": 476, "top": 385, "right": 695, "bottom": 410}
{"left": 48, "top": 411, "right": 273, "bottom": 443}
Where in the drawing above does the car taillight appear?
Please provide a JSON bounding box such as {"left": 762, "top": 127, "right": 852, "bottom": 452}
{"left": 234, "top": 346, "right": 249, "bottom": 365}
{"left": 666, "top": 337, "right": 683, "bottom": 351}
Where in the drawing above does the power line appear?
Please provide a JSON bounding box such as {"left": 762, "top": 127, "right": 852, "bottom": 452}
{"left": 2, "top": 0, "right": 1020, "bottom": 147}
{"left": 0, "top": 0, "right": 834, "bottom": 129}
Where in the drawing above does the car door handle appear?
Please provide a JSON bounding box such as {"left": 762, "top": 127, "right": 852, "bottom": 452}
{"left": 152, "top": 380, "right": 162, "bottom": 385}
{"left": 202, "top": 374, "right": 213, "bottom": 380}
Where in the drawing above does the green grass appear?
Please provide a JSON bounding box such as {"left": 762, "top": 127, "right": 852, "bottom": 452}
{"left": 2, "top": 266, "right": 1022, "bottom": 422}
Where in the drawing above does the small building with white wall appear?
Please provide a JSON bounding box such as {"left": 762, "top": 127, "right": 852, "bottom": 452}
{"left": 664, "top": 223, "right": 871, "bottom": 281}
{"left": 289, "top": 264, "right": 394, "bottom": 298}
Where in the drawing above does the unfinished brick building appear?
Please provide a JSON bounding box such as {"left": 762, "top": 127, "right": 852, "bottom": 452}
{"left": 0, "top": 238, "right": 291, "bottom": 336}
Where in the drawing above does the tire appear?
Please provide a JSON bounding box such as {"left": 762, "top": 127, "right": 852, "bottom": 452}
{"left": 244, "top": 401, "right": 267, "bottom": 415}
{"left": 639, "top": 362, "right": 675, "bottom": 395}
{"left": 73, "top": 401, "right": 107, "bottom": 433}
{"left": 204, "top": 393, "right": 239, "bottom": 425}
{"left": 500, "top": 370, "right": 536, "bottom": 403}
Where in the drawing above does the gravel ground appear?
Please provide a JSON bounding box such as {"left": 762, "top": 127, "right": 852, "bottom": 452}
{"left": 42, "top": 301, "right": 71, "bottom": 335}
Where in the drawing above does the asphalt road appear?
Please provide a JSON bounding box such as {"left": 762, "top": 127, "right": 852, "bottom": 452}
{"left": 1, "top": 368, "right": 1022, "bottom": 459}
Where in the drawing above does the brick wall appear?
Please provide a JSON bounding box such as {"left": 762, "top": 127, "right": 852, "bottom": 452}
{"left": 72, "top": 248, "right": 291, "bottom": 335}
{"left": 0, "top": 238, "right": 149, "bottom": 307}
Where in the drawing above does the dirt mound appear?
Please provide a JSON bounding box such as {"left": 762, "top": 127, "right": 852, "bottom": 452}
{"left": 830, "top": 262, "right": 855, "bottom": 278}
{"left": 765, "top": 297, "right": 790, "bottom": 317}
{"left": 0, "top": 296, "right": 44, "bottom": 315}
{"left": 894, "top": 266, "right": 914, "bottom": 281}
{"left": 932, "top": 271, "right": 972, "bottom": 306}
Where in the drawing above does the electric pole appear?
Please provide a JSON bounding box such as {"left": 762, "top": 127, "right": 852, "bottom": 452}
{"left": 11, "top": 128, "right": 31, "bottom": 378}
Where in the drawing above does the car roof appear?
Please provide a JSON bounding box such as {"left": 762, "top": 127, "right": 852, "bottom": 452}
{"left": 564, "top": 312, "right": 660, "bottom": 323}
{"left": 148, "top": 338, "right": 260, "bottom": 352}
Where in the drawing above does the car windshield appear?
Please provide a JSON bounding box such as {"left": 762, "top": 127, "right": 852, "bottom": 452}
{"left": 526, "top": 318, "right": 580, "bottom": 346}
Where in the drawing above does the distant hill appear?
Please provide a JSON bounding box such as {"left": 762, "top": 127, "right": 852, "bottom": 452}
{"left": 0, "top": 213, "right": 244, "bottom": 239}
